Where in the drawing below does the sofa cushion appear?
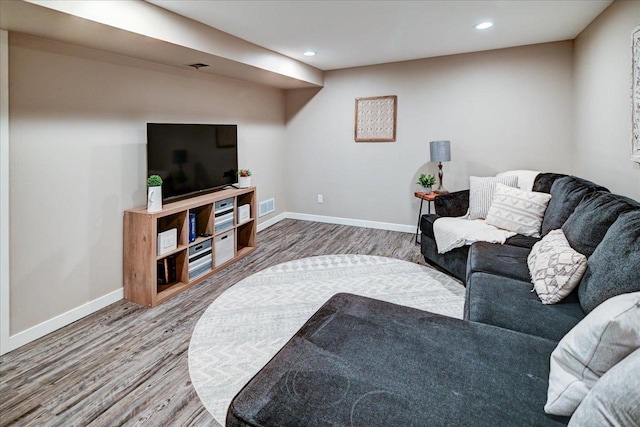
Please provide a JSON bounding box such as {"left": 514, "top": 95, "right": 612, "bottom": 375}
{"left": 532, "top": 173, "right": 567, "bottom": 194}
{"left": 562, "top": 191, "right": 639, "bottom": 257}
{"left": 541, "top": 176, "right": 608, "bottom": 236}
{"left": 433, "top": 217, "right": 516, "bottom": 254}
{"left": 434, "top": 189, "right": 470, "bottom": 217}
{"left": 578, "top": 210, "right": 640, "bottom": 313}
{"left": 568, "top": 348, "right": 640, "bottom": 427}
{"left": 485, "top": 184, "right": 552, "bottom": 237}
{"left": 465, "top": 272, "right": 585, "bottom": 341}
{"left": 227, "top": 293, "right": 568, "bottom": 427}
{"left": 504, "top": 234, "right": 541, "bottom": 249}
{"left": 528, "top": 230, "right": 587, "bottom": 305}
{"left": 466, "top": 241, "right": 531, "bottom": 283}
{"left": 469, "top": 175, "right": 518, "bottom": 219}
{"left": 545, "top": 292, "right": 640, "bottom": 416}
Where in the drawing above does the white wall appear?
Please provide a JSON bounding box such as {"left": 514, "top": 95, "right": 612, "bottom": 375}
{"left": 1, "top": 29, "right": 10, "bottom": 354}
{"left": 8, "top": 33, "right": 288, "bottom": 335}
{"left": 285, "top": 41, "right": 575, "bottom": 227}
{"left": 573, "top": 0, "right": 640, "bottom": 200}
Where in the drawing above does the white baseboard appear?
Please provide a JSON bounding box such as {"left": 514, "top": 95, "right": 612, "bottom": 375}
{"left": 286, "top": 212, "right": 414, "bottom": 233}
{"left": 3, "top": 213, "right": 411, "bottom": 354}
{"left": 257, "top": 212, "right": 288, "bottom": 232}
{"left": 2, "top": 288, "right": 123, "bottom": 355}
{"left": 258, "top": 212, "right": 413, "bottom": 233}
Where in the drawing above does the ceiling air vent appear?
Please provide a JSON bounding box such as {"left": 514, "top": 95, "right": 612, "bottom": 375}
{"left": 188, "top": 63, "right": 210, "bottom": 70}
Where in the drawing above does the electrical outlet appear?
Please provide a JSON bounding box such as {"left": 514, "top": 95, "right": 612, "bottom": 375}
{"left": 317, "top": 194, "right": 323, "bottom": 204}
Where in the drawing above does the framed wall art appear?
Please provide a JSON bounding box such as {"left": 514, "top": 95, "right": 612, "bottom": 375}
{"left": 354, "top": 95, "right": 397, "bottom": 142}
{"left": 632, "top": 25, "right": 640, "bottom": 163}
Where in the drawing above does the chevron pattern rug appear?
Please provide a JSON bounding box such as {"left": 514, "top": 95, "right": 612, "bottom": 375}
{"left": 188, "top": 254, "right": 465, "bottom": 425}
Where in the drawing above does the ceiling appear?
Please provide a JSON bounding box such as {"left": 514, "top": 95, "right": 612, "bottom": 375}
{"left": 147, "top": 0, "right": 613, "bottom": 71}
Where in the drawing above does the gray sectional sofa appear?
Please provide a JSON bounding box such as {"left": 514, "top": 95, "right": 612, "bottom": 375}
{"left": 227, "top": 293, "right": 570, "bottom": 426}
{"left": 226, "top": 173, "right": 640, "bottom": 426}
{"left": 423, "top": 173, "right": 640, "bottom": 340}
{"left": 419, "top": 173, "right": 608, "bottom": 283}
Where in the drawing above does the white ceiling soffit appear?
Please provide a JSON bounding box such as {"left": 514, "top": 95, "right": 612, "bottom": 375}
{"left": 0, "top": 0, "right": 323, "bottom": 89}
{"left": 148, "top": 0, "right": 613, "bottom": 71}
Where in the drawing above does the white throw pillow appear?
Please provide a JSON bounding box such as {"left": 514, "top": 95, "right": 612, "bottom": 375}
{"left": 468, "top": 175, "right": 518, "bottom": 220}
{"left": 545, "top": 292, "right": 640, "bottom": 416}
{"left": 527, "top": 230, "right": 587, "bottom": 304}
{"left": 485, "top": 183, "right": 552, "bottom": 237}
{"left": 568, "top": 349, "right": 640, "bottom": 427}
{"left": 496, "top": 170, "right": 540, "bottom": 191}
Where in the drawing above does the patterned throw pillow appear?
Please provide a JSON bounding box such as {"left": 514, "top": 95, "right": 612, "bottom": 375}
{"left": 527, "top": 230, "right": 587, "bottom": 304}
{"left": 485, "top": 183, "right": 552, "bottom": 237}
{"left": 468, "top": 175, "right": 518, "bottom": 219}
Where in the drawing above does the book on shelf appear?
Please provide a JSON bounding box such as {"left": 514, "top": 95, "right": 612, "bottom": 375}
{"left": 157, "top": 255, "right": 177, "bottom": 285}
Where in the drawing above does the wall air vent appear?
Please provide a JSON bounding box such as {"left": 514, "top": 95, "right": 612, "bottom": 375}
{"left": 188, "top": 63, "right": 210, "bottom": 70}
{"left": 259, "top": 198, "right": 275, "bottom": 217}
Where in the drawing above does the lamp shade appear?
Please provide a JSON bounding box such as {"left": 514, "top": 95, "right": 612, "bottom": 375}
{"left": 430, "top": 140, "right": 451, "bottom": 162}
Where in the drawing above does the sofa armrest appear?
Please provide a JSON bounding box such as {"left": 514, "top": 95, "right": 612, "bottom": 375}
{"left": 420, "top": 213, "right": 441, "bottom": 239}
{"left": 435, "top": 190, "right": 469, "bottom": 217}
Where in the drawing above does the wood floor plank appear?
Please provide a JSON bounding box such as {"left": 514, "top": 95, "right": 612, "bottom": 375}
{"left": 0, "top": 219, "right": 443, "bottom": 426}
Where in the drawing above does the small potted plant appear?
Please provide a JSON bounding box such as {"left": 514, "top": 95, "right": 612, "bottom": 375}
{"left": 147, "top": 174, "right": 163, "bottom": 213}
{"left": 417, "top": 173, "right": 436, "bottom": 193}
{"left": 238, "top": 169, "right": 252, "bottom": 188}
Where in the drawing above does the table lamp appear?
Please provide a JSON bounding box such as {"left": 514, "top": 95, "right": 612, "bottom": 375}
{"left": 430, "top": 140, "right": 451, "bottom": 194}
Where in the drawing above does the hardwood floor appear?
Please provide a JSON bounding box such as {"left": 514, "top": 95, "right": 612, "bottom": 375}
{"left": 0, "top": 219, "right": 439, "bottom": 426}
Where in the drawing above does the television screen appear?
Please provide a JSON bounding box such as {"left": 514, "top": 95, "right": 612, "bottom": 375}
{"left": 147, "top": 123, "right": 238, "bottom": 201}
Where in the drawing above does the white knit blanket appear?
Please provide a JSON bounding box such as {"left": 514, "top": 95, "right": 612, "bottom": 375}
{"left": 433, "top": 217, "right": 517, "bottom": 253}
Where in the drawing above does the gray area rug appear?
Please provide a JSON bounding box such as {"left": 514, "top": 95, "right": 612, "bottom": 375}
{"left": 188, "top": 254, "right": 465, "bottom": 425}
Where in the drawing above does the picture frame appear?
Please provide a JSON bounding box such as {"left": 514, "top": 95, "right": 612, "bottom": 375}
{"left": 354, "top": 95, "right": 397, "bottom": 142}
{"left": 632, "top": 25, "right": 640, "bottom": 163}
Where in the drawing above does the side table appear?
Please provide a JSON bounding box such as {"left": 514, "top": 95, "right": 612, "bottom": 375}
{"left": 414, "top": 191, "right": 438, "bottom": 244}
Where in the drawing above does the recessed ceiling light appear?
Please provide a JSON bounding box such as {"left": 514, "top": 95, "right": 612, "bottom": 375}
{"left": 303, "top": 51, "right": 317, "bottom": 57}
{"left": 474, "top": 22, "right": 494, "bottom": 30}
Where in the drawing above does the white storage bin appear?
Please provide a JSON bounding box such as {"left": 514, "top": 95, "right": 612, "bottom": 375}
{"left": 215, "top": 230, "right": 235, "bottom": 266}
{"left": 238, "top": 204, "right": 250, "bottom": 224}
{"left": 157, "top": 228, "right": 177, "bottom": 256}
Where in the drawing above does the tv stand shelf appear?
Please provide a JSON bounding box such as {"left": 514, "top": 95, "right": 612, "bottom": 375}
{"left": 123, "top": 187, "right": 257, "bottom": 307}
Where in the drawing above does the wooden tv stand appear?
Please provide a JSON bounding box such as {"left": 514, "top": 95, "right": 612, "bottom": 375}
{"left": 123, "top": 187, "right": 257, "bottom": 307}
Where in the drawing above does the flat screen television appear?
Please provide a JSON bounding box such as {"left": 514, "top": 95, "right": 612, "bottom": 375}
{"left": 147, "top": 123, "right": 238, "bottom": 202}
